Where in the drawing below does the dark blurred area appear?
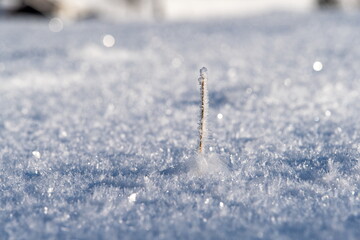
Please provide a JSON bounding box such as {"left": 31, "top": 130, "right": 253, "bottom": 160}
{"left": 0, "top": 0, "right": 165, "bottom": 20}
{"left": 6, "top": 0, "right": 56, "bottom": 17}
{"left": 318, "top": 0, "right": 338, "bottom": 7}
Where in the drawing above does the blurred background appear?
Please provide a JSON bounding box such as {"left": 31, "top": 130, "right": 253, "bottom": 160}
{"left": 0, "top": 0, "right": 359, "bottom": 21}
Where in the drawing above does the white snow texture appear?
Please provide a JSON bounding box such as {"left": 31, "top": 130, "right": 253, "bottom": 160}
{"left": 1, "top": 11, "right": 360, "bottom": 240}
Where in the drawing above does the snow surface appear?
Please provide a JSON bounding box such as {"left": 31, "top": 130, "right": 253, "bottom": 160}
{"left": 1, "top": 12, "right": 360, "bottom": 239}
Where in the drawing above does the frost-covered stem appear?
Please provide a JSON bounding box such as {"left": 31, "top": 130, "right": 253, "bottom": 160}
{"left": 198, "top": 67, "right": 208, "bottom": 154}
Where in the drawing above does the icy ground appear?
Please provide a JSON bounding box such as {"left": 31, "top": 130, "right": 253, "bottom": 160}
{"left": 1, "top": 12, "right": 360, "bottom": 239}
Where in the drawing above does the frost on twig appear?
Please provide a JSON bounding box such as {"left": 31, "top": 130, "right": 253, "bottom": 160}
{"left": 194, "top": 67, "right": 228, "bottom": 175}
{"left": 198, "top": 67, "right": 209, "bottom": 154}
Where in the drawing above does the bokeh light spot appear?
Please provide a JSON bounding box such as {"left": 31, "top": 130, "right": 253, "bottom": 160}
{"left": 103, "top": 34, "right": 116, "bottom": 48}
{"left": 49, "top": 18, "right": 63, "bottom": 33}
{"left": 313, "top": 61, "right": 323, "bottom": 72}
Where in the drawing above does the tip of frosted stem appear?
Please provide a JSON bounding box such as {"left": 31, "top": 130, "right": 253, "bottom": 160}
{"left": 200, "top": 67, "right": 208, "bottom": 78}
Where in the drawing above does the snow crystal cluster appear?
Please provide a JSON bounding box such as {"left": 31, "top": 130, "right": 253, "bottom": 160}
{"left": 1, "top": 11, "right": 360, "bottom": 239}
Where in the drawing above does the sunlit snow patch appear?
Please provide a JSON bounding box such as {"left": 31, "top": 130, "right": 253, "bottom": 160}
{"left": 191, "top": 153, "right": 228, "bottom": 175}
{"left": 32, "top": 151, "right": 41, "bottom": 159}
{"left": 128, "top": 193, "right": 137, "bottom": 203}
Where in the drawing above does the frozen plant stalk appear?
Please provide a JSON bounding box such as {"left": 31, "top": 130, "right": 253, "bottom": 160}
{"left": 198, "top": 67, "right": 208, "bottom": 154}
{"left": 195, "top": 67, "right": 228, "bottom": 174}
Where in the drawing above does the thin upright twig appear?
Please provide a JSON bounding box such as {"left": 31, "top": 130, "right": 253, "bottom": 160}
{"left": 198, "top": 67, "right": 208, "bottom": 154}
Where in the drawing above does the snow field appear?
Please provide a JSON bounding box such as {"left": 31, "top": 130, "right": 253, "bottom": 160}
{"left": 1, "top": 12, "right": 360, "bottom": 239}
